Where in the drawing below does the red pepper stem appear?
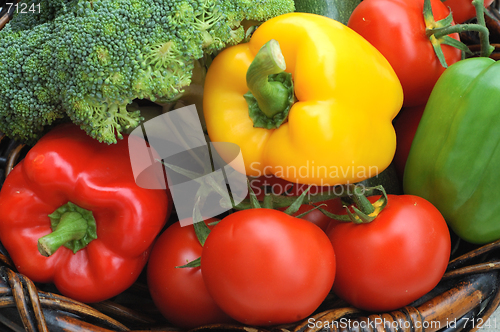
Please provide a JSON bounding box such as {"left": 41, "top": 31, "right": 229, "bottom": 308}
{"left": 38, "top": 202, "right": 98, "bottom": 257}
{"left": 246, "top": 39, "right": 292, "bottom": 119}
{"left": 38, "top": 212, "right": 88, "bottom": 257}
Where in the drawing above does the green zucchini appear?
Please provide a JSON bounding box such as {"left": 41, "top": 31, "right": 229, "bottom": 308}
{"left": 293, "top": 0, "right": 361, "bottom": 25}
{"left": 356, "top": 163, "right": 403, "bottom": 195}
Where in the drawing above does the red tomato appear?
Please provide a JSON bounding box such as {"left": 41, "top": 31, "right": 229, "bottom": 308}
{"left": 147, "top": 219, "right": 233, "bottom": 329}
{"left": 201, "top": 209, "right": 336, "bottom": 326}
{"left": 443, "top": 0, "right": 494, "bottom": 23}
{"left": 393, "top": 105, "right": 426, "bottom": 182}
{"left": 327, "top": 195, "right": 451, "bottom": 312}
{"left": 348, "top": 0, "right": 461, "bottom": 107}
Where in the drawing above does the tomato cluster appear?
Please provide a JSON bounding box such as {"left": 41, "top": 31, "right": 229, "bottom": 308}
{"left": 147, "top": 180, "right": 451, "bottom": 328}
{"left": 148, "top": 208, "right": 336, "bottom": 328}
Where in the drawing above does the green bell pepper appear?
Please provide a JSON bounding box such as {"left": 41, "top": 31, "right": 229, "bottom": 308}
{"left": 403, "top": 57, "right": 500, "bottom": 244}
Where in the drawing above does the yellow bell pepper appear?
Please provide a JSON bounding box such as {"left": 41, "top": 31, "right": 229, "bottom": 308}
{"left": 203, "top": 13, "right": 403, "bottom": 186}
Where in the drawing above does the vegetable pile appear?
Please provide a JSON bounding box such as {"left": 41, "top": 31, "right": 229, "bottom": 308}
{"left": 0, "top": 0, "right": 499, "bottom": 330}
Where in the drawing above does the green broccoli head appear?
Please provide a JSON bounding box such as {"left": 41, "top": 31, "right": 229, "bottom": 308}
{"left": 0, "top": 0, "right": 295, "bottom": 144}
{"left": 0, "top": 10, "right": 67, "bottom": 145}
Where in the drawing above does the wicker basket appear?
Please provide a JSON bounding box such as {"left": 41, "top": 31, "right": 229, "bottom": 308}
{"left": 1, "top": 2, "right": 500, "bottom": 332}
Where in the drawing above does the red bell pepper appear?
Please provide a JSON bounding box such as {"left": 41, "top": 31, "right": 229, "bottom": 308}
{"left": 0, "top": 123, "right": 171, "bottom": 303}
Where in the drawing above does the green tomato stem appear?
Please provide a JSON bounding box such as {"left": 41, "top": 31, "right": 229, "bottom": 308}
{"left": 349, "top": 184, "right": 375, "bottom": 215}
{"left": 233, "top": 184, "right": 364, "bottom": 210}
{"left": 473, "top": 0, "right": 487, "bottom": 27}
{"left": 472, "top": 0, "right": 494, "bottom": 57}
{"left": 424, "top": 0, "right": 493, "bottom": 66}
{"left": 313, "top": 185, "right": 388, "bottom": 224}
{"left": 429, "top": 24, "right": 493, "bottom": 57}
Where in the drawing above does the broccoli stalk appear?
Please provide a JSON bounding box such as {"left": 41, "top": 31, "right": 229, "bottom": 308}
{"left": 0, "top": 0, "right": 295, "bottom": 145}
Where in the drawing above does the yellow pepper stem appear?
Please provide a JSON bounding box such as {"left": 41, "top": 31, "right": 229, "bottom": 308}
{"left": 244, "top": 39, "right": 295, "bottom": 129}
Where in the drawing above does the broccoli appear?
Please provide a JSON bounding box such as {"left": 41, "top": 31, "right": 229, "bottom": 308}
{"left": 0, "top": 0, "right": 295, "bottom": 145}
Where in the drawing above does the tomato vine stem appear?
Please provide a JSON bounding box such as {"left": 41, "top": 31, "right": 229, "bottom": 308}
{"left": 424, "top": 0, "right": 493, "bottom": 65}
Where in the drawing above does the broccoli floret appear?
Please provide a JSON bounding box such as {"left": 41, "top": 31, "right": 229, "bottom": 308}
{"left": 0, "top": 0, "right": 295, "bottom": 145}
